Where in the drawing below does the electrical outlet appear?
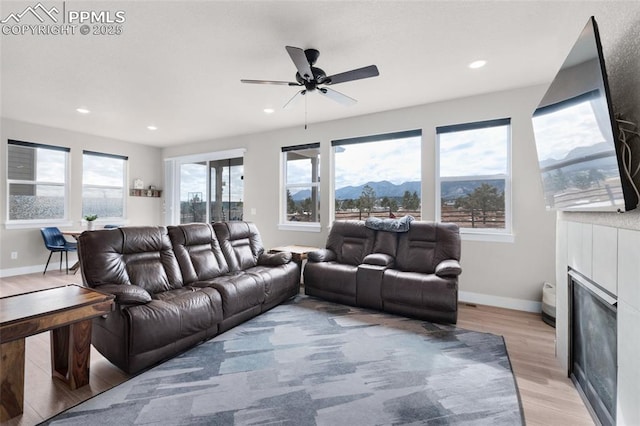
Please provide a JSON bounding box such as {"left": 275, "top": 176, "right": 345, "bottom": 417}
{"left": 10, "top": 251, "right": 18, "bottom": 260}
{"left": 251, "top": 208, "right": 257, "bottom": 215}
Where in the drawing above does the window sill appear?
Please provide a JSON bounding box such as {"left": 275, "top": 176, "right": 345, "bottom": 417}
{"left": 460, "top": 231, "right": 514, "bottom": 243}
{"left": 278, "top": 222, "right": 322, "bottom": 232}
{"left": 4, "top": 220, "right": 73, "bottom": 230}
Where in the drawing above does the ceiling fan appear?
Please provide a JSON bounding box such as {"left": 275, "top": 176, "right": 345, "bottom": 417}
{"left": 241, "top": 46, "right": 379, "bottom": 109}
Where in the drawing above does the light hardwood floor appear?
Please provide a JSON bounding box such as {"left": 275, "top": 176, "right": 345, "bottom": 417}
{"left": 0, "top": 271, "right": 594, "bottom": 426}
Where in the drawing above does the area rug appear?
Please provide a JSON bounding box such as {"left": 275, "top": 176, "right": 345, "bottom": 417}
{"left": 42, "top": 296, "right": 524, "bottom": 425}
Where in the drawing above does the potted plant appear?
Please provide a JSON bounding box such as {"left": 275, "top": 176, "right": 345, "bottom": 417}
{"left": 84, "top": 214, "right": 98, "bottom": 230}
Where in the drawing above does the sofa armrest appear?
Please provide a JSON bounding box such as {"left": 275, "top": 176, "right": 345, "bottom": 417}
{"left": 258, "top": 251, "right": 292, "bottom": 266}
{"left": 435, "top": 259, "right": 462, "bottom": 277}
{"left": 362, "top": 253, "right": 395, "bottom": 268}
{"left": 96, "top": 284, "right": 152, "bottom": 305}
{"left": 307, "top": 248, "right": 337, "bottom": 263}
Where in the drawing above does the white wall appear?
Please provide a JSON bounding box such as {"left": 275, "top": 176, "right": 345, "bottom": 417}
{"left": 163, "top": 85, "right": 557, "bottom": 310}
{"left": 0, "top": 118, "right": 163, "bottom": 275}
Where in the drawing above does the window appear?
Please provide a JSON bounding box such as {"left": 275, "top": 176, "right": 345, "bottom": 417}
{"left": 436, "top": 118, "right": 511, "bottom": 236}
{"left": 332, "top": 130, "right": 421, "bottom": 221}
{"left": 7, "top": 139, "right": 69, "bottom": 223}
{"left": 82, "top": 151, "right": 127, "bottom": 220}
{"left": 282, "top": 143, "right": 320, "bottom": 225}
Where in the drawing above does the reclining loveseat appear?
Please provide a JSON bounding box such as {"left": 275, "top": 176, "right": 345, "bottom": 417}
{"left": 304, "top": 219, "right": 461, "bottom": 324}
{"left": 78, "top": 222, "right": 299, "bottom": 374}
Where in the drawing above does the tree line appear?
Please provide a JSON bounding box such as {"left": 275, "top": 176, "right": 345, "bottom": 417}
{"left": 288, "top": 182, "right": 504, "bottom": 222}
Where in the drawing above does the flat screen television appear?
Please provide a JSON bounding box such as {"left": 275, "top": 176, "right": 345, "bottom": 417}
{"left": 532, "top": 16, "right": 638, "bottom": 212}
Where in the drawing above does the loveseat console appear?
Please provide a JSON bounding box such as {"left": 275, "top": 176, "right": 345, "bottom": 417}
{"left": 304, "top": 220, "right": 461, "bottom": 324}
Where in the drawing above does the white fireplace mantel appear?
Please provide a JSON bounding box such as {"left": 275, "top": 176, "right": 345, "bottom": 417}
{"left": 556, "top": 218, "right": 640, "bottom": 425}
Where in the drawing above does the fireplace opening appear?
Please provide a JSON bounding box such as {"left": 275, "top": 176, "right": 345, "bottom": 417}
{"left": 568, "top": 269, "right": 617, "bottom": 426}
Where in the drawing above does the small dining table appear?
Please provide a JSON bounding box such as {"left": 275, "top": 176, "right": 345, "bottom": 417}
{"left": 61, "top": 230, "right": 88, "bottom": 272}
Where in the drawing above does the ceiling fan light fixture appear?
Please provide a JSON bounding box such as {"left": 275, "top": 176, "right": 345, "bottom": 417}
{"left": 241, "top": 46, "right": 379, "bottom": 110}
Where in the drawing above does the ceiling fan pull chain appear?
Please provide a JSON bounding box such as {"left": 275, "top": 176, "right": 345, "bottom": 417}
{"left": 305, "top": 94, "right": 308, "bottom": 130}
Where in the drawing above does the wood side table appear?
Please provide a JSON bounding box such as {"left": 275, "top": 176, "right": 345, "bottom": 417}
{"left": 270, "top": 245, "right": 319, "bottom": 267}
{"left": 0, "top": 285, "right": 114, "bottom": 421}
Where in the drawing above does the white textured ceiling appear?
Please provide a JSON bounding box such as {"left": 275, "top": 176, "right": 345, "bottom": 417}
{"left": 2, "top": 1, "right": 640, "bottom": 147}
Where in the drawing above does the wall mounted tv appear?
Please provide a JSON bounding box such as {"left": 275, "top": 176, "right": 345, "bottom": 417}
{"left": 532, "top": 16, "right": 638, "bottom": 212}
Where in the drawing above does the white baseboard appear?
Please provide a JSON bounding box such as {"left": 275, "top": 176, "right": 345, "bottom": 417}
{"left": 1, "top": 264, "right": 55, "bottom": 277}
{"left": 459, "top": 290, "right": 542, "bottom": 313}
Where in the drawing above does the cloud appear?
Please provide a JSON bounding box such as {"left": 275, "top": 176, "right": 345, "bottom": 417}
{"left": 334, "top": 137, "right": 421, "bottom": 188}
{"left": 533, "top": 100, "right": 607, "bottom": 162}
{"left": 439, "top": 126, "right": 508, "bottom": 177}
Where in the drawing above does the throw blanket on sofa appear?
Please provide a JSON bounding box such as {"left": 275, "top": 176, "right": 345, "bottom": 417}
{"left": 365, "top": 215, "right": 414, "bottom": 232}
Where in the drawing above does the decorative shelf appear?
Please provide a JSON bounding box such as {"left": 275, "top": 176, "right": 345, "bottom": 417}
{"left": 130, "top": 189, "right": 162, "bottom": 197}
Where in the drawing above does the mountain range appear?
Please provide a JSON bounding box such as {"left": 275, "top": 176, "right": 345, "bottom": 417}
{"left": 291, "top": 179, "right": 505, "bottom": 201}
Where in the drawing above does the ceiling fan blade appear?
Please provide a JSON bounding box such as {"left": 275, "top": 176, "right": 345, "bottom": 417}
{"left": 283, "top": 90, "right": 306, "bottom": 110}
{"left": 241, "top": 79, "right": 299, "bottom": 86}
{"left": 326, "top": 65, "right": 379, "bottom": 85}
{"left": 318, "top": 87, "right": 357, "bottom": 106}
{"left": 286, "top": 46, "right": 314, "bottom": 82}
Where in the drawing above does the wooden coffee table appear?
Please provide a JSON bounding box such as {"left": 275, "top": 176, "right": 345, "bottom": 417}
{"left": 0, "top": 284, "right": 114, "bottom": 421}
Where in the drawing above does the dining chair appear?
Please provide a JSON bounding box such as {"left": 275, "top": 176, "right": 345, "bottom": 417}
{"left": 40, "top": 227, "right": 78, "bottom": 274}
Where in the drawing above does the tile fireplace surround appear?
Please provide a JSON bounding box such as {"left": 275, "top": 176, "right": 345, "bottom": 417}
{"left": 556, "top": 216, "right": 640, "bottom": 425}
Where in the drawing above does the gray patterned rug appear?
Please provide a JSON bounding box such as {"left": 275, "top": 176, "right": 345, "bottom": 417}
{"left": 42, "top": 296, "right": 524, "bottom": 425}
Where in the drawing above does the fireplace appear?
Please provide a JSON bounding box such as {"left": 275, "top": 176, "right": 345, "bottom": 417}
{"left": 568, "top": 269, "right": 617, "bottom": 426}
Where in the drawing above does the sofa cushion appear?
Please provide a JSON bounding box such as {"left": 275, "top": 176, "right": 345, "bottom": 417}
{"left": 214, "top": 222, "right": 264, "bottom": 271}
{"left": 372, "top": 230, "right": 399, "bottom": 258}
{"left": 381, "top": 269, "right": 458, "bottom": 313}
{"left": 326, "top": 221, "right": 375, "bottom": 265}
{"left": 168, "top": 223, "right": 230, "bottom": 283}
{"left": 304, "top": 262, "right": 358, "bottom": 297}
{"left": 246, "top": 263, "right": 299, "bottom": 304}
{"left": 126, "top": 287, "right": 222, "bottom": 355}
{"left": 395, "top": 222, "right": 460, "bottom": 273}
{"left": 79, "top": 226, "right": 184, "bottom": 294}
{"left": 196, "top": 272, "right": 265, "bottom": 318}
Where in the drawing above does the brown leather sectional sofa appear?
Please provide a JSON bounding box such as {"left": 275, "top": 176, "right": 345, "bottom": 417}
{"left": 78, "top": 222, "right": 300, "bottom": 374}
{"left": 304, "top": 220, "right": 462, "bottom": 324}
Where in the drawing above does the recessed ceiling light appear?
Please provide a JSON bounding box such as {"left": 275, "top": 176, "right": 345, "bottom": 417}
{"left": 263, "top": 108, "right": 275, "bottom": 114}
{"left": 147, "top": 125, "right": 158, "bottom": 131}
{"left": 469, "top": 60, "right": 487, "bottom": 69}
{"left": 76, "top": 107, "right": 90, "bottom": 114}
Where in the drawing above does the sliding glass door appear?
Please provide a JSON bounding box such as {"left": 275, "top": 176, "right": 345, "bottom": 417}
{"left": 179, "top": 161, "right": 208, "bottom": 224}
{"left": 165, "top": 150, "right": 244, "bottom": 225}
{"left": 209, "top": 158, "right": 244, "bottom": 222}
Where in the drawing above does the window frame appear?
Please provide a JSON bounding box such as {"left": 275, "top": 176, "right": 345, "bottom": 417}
{"left": 5, "top": 139, "right": 71, "bottom": 228}
{"left": 331, "top": 129, "right": 422, "bottom": 223}
{"left": 435, "top": 118, "right": 513, "bottom": 242}
{"left": 82, "top": 150, "right": 128, "bottom": 224}
{"left": 279, "top": 142, "right": 321, "bottom": 232}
